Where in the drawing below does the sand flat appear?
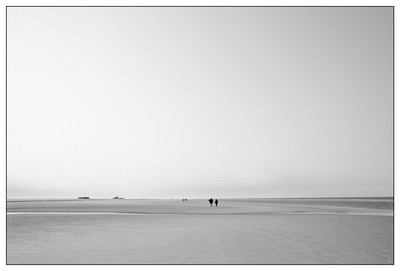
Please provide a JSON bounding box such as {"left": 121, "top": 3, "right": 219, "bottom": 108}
{"left": 7, "top": 198, "right": 393, "bottom": 264}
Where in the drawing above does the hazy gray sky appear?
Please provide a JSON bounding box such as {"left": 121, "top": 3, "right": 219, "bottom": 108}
{"left": 7, "top": 7, "right": 393, "bottom": 199}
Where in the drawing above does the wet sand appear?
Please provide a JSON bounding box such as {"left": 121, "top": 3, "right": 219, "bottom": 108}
{"left": 7, "top": 198, "right": 393, "bottom": 264}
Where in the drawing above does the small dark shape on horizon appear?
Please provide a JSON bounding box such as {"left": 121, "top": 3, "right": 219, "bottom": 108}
{"left": 78, "top": 197, "right": 90, "bottom": 200}
{"left": 113, "top": 196, "right": 124, "bottom": 199}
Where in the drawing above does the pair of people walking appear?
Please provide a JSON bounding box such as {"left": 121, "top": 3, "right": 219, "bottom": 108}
{"left": 208, "top": 198, "right": 218, "bottom": 207}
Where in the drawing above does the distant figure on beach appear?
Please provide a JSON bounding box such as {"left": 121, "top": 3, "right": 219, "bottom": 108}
{"left": 209, "top": 198, "right": 213, "bottom": 207}
{"left": 215, "top": 199, "right": 218, "bottom": 207}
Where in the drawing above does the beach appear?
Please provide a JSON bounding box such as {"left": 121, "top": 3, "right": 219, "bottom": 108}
{"left": 7, "top": 198, "right": 393, "bottom": 264}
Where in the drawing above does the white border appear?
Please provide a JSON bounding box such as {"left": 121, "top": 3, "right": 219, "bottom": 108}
{"left": 1, "top": 1, "right": 397, "bottom": 271}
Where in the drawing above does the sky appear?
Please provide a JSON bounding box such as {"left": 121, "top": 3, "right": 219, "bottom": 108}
{"left": 7, "top": 7, "right": 393, "bottom": 199}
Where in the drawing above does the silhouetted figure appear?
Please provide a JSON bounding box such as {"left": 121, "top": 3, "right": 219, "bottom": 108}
{"left": 215, "top": 199, "right": 218, "bottom": 207}
{"left": 209, "top": 198, "right": 213, "bottom": 207}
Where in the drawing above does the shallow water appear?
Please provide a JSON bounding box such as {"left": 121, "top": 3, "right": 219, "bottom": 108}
{"left": 7, "top": 197, "right": 393, "bottom": 214}
{"left": 7, "top": 198, "right": 393, "bottom": 264}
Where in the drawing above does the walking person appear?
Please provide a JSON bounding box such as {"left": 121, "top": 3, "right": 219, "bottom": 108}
{"left": 209, "top": 198, "right": 213, "bottom": 207}
{"left": 215, "top": 199, "right": 218, "bottom": 207}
